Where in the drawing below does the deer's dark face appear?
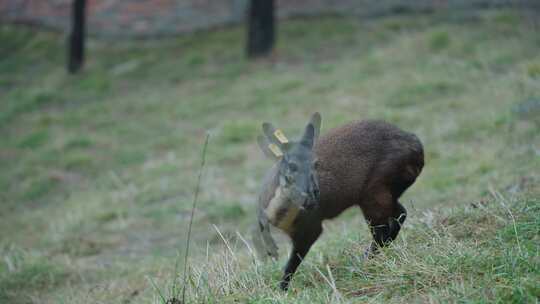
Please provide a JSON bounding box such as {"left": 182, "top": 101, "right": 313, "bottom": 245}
{"left": 278, "top": 135, "right": 320, "bottom": 211}
{"left": 258, "top": 113, "right": 322, "bottom": 211}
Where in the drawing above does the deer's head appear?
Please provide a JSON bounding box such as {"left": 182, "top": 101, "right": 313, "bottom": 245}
{"left": 258, "top": 113, "right": 321, "bottom": 210}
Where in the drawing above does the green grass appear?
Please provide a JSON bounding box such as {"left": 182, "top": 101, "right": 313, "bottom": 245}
{"left": 0, "top": 247, "right": 71, "bottom": 304}
{"left": 0, "top": 8, "right": 539, "bottom": 303}
{"left": 175, "top": 196, "right": 539, "bottom": 303}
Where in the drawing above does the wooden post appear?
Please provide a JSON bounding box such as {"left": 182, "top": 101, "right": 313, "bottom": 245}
{"left": 68, "top": 0, "right": 86, "bottom": 73}
{"left": 246, "top": 0, "right": 275, "bottom": 58}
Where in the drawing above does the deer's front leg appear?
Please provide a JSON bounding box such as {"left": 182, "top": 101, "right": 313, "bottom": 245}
{"left": 260, "top": 221, "right": 279, "bottom": 260}
{"left": 280, "top": 224, "right": 322, "bottom": 291}
{"left": 253, "top": 215, "right": 279, "bottom": 261}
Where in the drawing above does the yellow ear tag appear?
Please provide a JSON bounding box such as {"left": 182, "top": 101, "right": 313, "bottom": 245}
{"left": 273, "top": 129, "right": 289, "bottom": 144}
{"left": 268, "top": 143, "right": 283, "bottom": 157}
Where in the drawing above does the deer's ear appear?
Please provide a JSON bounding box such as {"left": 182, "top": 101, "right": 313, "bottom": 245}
{"left": 257, "top": 135, "right": 282, "bottom": 160}
{"left": 310, "top": 112, "right": 321, "bottom": 140}
{"left": 262, "top": 122, "right": 289, "bottom": 147}
{"left": 262, "top": 122, "right": 278, "bottom": 143}
{"left": 300, "top": 123, "right": 315, "bottom": 149}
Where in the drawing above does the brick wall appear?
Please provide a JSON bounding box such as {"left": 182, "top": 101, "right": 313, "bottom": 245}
{"left": 0, "top": 0, "right": 536, "bottom": 37}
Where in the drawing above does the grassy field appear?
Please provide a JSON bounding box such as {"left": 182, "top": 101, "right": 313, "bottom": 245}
{"left": 1, "top": 8, "right": 539, "bottom": 303}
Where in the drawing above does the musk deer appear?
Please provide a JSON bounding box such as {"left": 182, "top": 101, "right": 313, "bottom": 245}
{"left": 252, "top": 112, "right": 424, "bottom": 290}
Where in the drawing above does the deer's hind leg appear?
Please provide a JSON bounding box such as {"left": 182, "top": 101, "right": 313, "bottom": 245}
{"left": 360, "top": 190, "right": 407, "bottom": 257}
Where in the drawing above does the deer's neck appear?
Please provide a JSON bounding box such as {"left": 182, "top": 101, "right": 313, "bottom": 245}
{"left": 264, "top": 186, "right": 300, "bottom": 234}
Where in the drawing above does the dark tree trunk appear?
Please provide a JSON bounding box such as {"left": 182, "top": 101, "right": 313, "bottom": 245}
{"left": 246, "top": 0, "right": 275, "bottom": 58}
{"left": 68, "top": 0, "right": 86, "bottom": 73}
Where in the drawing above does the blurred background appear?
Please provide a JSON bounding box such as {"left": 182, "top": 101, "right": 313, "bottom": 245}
{"left": 1, "top": 0, "right": 539, "bottom": 303}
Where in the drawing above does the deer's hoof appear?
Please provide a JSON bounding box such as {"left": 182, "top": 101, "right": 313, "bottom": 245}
{"left": 363, "top": 245, "right": 378, "bottom": 260}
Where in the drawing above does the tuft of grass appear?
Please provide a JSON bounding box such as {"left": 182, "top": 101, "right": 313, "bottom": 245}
{"left": 527, "top": 62, "right": 540, "bottom": 78}
{"left": 490, "top": 11, "right": 521, "bottom": 26}
{"left": 21, "top": 175, "right": 60, "bottom": 201}
{"left": 64, "top": 137, "right": 94, "bottom": 150}
{"left": 77, "top": 69, "right": 111, "bottom": 93}
{"left": 0, "top": 248, "right": 71, "bottom": 304}
{"left": 219, "top": 121, "right": 258, "bottom": 144}
{"left": 206, "top": 203, "right": 247, "bottom": 222}
{"left": 17, "top": 130, "right": 50, "bottom": 149}
{"left": 0, "top": 89, "right": 63, "bottom": 127}
{"left": 429, "top": 30, "right": 451, "bottom": 51}
{"left": 63, "top": 152, "right": 96, "bottom": 172}
{"left": 386, "top": 80, "right": 463, "bottom": 107}
{"left": 114, "top": 150, "right": 147, "bottom": 167}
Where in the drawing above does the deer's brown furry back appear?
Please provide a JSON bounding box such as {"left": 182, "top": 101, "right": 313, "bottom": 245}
{"left": 314, "top": 120, "right": 424, "bottom": 220}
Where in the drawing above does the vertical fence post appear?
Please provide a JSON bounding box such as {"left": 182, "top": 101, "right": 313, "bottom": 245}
{"left": 68, "top": 0, "right": 86, "bottom": 73}
{"left": 246, "top": 0, "right": 275, "bottom": 58}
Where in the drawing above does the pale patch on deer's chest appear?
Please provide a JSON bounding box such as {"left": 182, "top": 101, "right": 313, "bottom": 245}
{"left": 264, "top": 187, "right": 300, "bottom": 234}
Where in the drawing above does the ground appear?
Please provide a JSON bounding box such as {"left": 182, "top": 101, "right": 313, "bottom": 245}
{"left": 0, "top": 8, "right": 539, "bottom": 304}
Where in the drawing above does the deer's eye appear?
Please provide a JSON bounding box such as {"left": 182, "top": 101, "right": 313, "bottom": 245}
{"left": 285, "top": 174, "right": 294, "bottom": 183}
{"left": 288, "top": 162, "right": 298, "bottom": 172}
